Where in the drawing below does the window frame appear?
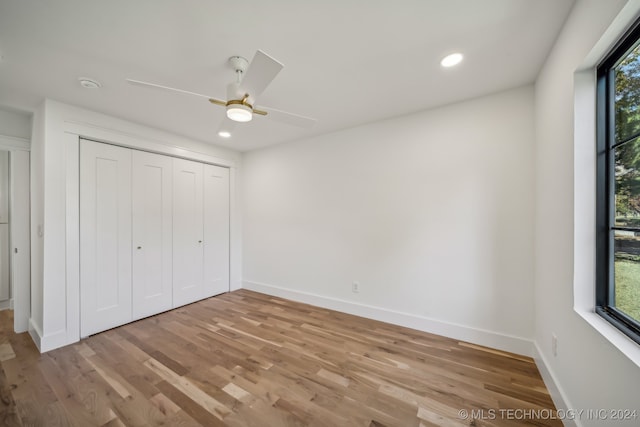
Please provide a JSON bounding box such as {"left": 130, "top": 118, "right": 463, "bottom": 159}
{"left": 596, "top": 18, "right": 640, "bottom": 346}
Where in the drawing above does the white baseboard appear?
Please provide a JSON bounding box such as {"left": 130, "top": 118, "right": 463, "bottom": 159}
{"left": 533, "top": 343, "right": 578, "bottom": 427}
{"left": 0, "top": 299, "right": 10, "bottom": 311}
{"left": 28, "top": 318, "right": 43, "bottom": 352}
{"left": 39, "top": 330, "right": 76, "bottom": 352}
{"left": 242, "top": 280, "right": 534, "bottom": 357}
{"left": 28, "top": 318, "right": 74, "bottom": 353}
{"left": 230, "top": 279, "right": 242, "bottom": 292}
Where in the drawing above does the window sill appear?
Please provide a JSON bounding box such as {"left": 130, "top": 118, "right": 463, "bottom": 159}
{"left": 575, "top": 306, "right": 640, "bottom": 368}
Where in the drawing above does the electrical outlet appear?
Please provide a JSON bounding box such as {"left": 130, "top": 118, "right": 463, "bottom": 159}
{"left": 552, "top": 333, "right": 558, "bottom": 357}
{"left": 352, "top": 281, "right": 359, "bottom": 293}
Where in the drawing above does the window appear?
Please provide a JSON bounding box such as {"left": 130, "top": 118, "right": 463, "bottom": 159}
{"left": 597, "top": 19, "right": 640, "bottom": 345}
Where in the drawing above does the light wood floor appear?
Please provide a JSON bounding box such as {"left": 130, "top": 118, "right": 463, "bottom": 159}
{"left": 0, "top": 290, "right": 561, "bottom": 426}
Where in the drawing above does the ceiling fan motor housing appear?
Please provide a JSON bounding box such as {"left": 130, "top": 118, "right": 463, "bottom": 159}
{"left": 228, "top": 56, "right": 249, "bottom": 76}
{"left": 226, "top": 81, "right": 245, "bottom": 102}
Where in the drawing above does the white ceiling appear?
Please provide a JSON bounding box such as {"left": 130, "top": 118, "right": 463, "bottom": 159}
{"left": 0, "top": 0, "right": 574, "bottom": 151}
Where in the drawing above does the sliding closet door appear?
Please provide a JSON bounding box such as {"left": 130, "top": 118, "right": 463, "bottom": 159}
{"left": 173, "top": 158, "right": 204, "bottom": 307}
{"left": 80, "top": 140, "right": 132, "bottom": 336}
{"left": 203, "top": 164, "right": 230, "bottom": 297}
{"left": 132, "top": 150, "right": 173, "bottom": 319}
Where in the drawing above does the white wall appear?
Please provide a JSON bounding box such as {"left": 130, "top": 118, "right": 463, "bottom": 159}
{"left": 243, "top": 86, "right": 536, "bottom": 355}
{"left": 30, "top": 99, "right": 242, "bottom": 352}
{"left": 0, "top": 107, "right": 31, "bottom": 140}
{"left": 535, "top": 0, "right": 640, "bottom": 425}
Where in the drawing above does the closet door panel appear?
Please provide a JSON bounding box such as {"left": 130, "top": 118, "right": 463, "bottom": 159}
{"left": 80, "top": 140, "right": 132, "bottom": 337}
{"left": 173, "top": 158, "right": 204, "bottom": 307}
{"left": 203, "top": 164, "right": 230, "bottom": 297}
{"left": 132, "top": 150, "right": 173, "bottom": 319}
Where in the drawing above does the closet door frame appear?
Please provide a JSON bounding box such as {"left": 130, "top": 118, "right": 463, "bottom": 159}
{"left": 50, "top": 124, "right": 237, "bottom": 352}
{"left": 76, "top": 137, "right": 232, "bottom": 338}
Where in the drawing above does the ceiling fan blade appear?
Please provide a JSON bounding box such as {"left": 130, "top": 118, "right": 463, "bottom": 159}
{"left": 126, "top": 78, "right": 220, "bottom": 101}
{"left": 209, "top": 98, "right": 227, "bottom": 107}
{"left": 259, "top": 106, "right": 317, "bottom": 129}
{"left": 240, "top": 50, "right": 284, "bottom": 103}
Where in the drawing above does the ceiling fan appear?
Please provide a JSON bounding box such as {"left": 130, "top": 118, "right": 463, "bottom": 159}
{"left": 126, "top": 50, "right": 316, "bottom": 137}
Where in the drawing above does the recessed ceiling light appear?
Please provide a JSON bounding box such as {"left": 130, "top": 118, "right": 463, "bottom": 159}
{"left": 440, "top": 53, "right": 463, "bottom": 68}
{"left": 218, "top": 131, "right": 231, "bottom": 138}
{"left": 78, "top": 77, "right": 101, "bottom": 89}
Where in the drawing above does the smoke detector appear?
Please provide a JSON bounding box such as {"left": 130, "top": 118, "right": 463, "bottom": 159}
{"left": 78, "top": 77, "right": 101, "bottom": 89}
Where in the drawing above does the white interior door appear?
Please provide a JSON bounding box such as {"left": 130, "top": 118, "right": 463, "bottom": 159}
{"left": 80, "top": 140, "right": 132, "bottom": 336}
{"left": 0, "top": 151, "right": 9, "bottom": 224}
{"left": 132, "top": 150, "right": 173, "bottom": 319}
{"left": 0, "top": 151, "right": 8, "bottom": 305}
{"left": 0, "top": 224, "right": 8, "bottom": 303}
{"left": 173, "top": 158, "right": 204, "bottom": 307}
{"left": 10, "top": 150, "right": 30, "bottom": 333}
{"left": 203, "top": 164, "right": 229, "bottom": 297}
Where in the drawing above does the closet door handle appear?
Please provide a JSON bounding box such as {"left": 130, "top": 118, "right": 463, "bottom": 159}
{"left": 137, "top": 246, "right": 142, "bottom": 250}
{"left": 198, "top": 240, "right": 203, "bottom": 243}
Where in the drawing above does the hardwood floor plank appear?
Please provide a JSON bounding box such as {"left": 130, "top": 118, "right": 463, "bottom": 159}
{"left": 0, "top": 291, "right": 562, "bottom": 426}
{"left": 0, "top": 363, "right": 20, "bottom": 426}
{"left": 0, "top": 343, "right": 15, "bottom": 362}
{"left": 40, "top": 349, "right": 121, "bottom": 426}
{"left": 155, "top": 380, "right": 226, "bottom": 427}
{"left": 144, "top": 358, "right": 231, "bottom": 421}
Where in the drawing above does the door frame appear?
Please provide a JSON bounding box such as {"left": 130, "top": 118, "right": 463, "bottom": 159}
{"left": 29, "top": 104, "right": 240, "bottom": 352}
{"left": 0, "top": 134, "right": 31, "bottom": 333}
{"left": 68, "top": 128, "right": 237, "bottom": 344}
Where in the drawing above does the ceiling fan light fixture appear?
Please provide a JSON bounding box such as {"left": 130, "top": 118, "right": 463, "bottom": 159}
{"left": 226, "top": 103, "right": 252, "bottom": 122}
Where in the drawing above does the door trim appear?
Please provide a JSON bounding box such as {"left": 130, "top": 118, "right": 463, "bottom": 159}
{"left": 0, "top": 135, "right": 31, "bottom": 334}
